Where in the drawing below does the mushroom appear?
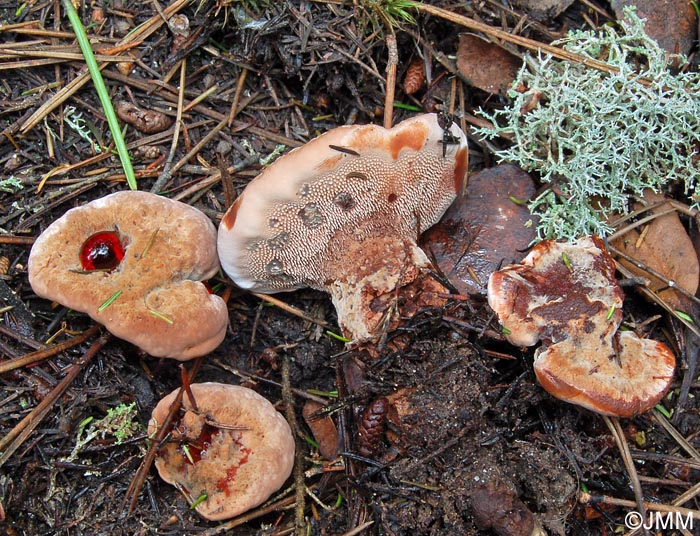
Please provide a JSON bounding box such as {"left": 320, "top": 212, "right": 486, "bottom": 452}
{"left": 534, "top": 330, "right": 676, "bottom": 417}
{"left": 28, "top": 191, "right": 228, "bottom": 360}
{"left": 217, "top": 113, "right": 469, "bottom": 342}
{"left": 487, "top": 236, "right": 675, "bottom": 416}
{"left": 487, "top": 235, "right": 623, "bottom": 347}
{"left": 148, "top": 382, "right": 295, "bottom": 521}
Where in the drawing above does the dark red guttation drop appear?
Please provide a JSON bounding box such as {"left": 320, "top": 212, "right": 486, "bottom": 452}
{"left": 80, "top": 231, "right": 125, "bottom": 271}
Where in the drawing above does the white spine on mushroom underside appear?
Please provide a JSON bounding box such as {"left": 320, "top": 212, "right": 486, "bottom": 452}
{"left": 217, "top": 113, "right": 469, "bottom": 340}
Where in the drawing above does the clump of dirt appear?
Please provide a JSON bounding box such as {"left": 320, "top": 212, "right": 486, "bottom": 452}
{"left": 360, "top": 336, "right": 577, "bottom": 535}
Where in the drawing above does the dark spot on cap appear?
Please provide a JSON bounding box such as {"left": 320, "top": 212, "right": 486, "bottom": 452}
{"left": 333, "top": 192, "right": 355, "bottom": 211}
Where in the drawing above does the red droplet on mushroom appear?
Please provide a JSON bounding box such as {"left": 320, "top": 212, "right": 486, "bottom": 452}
{"left": 217, "top": 113, "right": 469, "bottom": 343}
{"left": 28, "top": 191, "right": 228, "bottom": 360}
{"left": 148, "top": 383, "right": 295, "bottom": 521}
{"left": 80, "top": 231, "right": 125, "bottom": 271}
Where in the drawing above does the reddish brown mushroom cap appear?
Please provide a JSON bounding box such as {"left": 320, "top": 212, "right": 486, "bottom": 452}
{"left": 28, "top": 191, "right": 228, "bottom": 360}
{"left": 487, "top": 236, "right": 623, "bottom": 347}
{"left": 217, "top": 113, "right": 469, "bottom": 341}
{"left": 148, "top": 383, "right": 294, "bottom": 521}
{"left": 487, "top": 236, "right": 676, "bottom": 416}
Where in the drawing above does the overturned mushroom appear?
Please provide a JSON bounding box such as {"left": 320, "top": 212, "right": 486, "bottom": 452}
{"left": 148, "top": 383, "right": 294, "bottom": 521}
{"left": 28, "top": 191, "right": 228, "bottom": 360}
{"left": 218, "top": 113, "right": 469, "bottom": 342}
{"left": 487, "top": 236, "right": 675, "bottom": 417}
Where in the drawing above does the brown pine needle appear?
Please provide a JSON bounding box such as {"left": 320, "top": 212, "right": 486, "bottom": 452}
{"left": 251, "top": 292, "right": 333, "bottom": 330}
{"left": 0, "top": 332, "right": 111, "bottom": 469}
{"left": 0, "top": 324, "right": 101, "bottom": 374}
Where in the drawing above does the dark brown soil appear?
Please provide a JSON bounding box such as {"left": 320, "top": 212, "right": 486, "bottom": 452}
{"left": 1, "top": 1, "right": 699, "bottom": 535}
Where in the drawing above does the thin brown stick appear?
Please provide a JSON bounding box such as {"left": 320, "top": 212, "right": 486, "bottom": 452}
{"left": 282, "top": 354, "right": 306, "bottom": 534}
{"left": 0, "top": 324, "right": 101, "bottom": 374}
{"left": 0, "top": 332, "right": 111, "bottom": 469}
{"left": 0, "top": 235, "right": 35, "bottom": 245}
{"left": 579, "top": 492, "right": 700, "bottom": 519}
{"left": 227, "top": 67, "right": 249, "bottom": 126}
{"left": 417, "top": 4, "right": 621, "bottom": 76}
{"left": 651, "top": 409, "right": 700, "bottom": 464}
{"left": 607, "top": 243, "right": 700, "bottom": 307}
{"left": 613, "top": 261, "right": 700, "bottom": 340}
{"left": 251, "top": 292, "right": 334, "bottom": 330}
{"left": 123, "top": 356, "right": 203, "bottom": 512}
{"left": 198, "top": 494, "right": 297, "bottom": 535}
{"left": 150, "top": 59, "right": 187, "bottom": 193}
{"left": 383, "top": 33, "right": 397, "bottom": 129}
{"left": 603, "top": 416, "right": 647, "bottom": 527}
{"left": 212, "top": 359, "right": 330, "bottom": 405}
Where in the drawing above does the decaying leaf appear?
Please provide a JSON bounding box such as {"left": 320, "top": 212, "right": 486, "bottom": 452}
{"left": 512, "top": 0, "right": 576, "bottom": 21}
{"left": 456, "top": 34, "right": 521, "bottom": 94}
{"left": 611, "top": 190, "right": 699, "bottom": 312}
{"left": 421, "top": 164, "right": 537, "bottom": 296}
{"left": 611, "top": 0, "right": 697, "bottom": 56}
{"left": 302, "top": 400, "right": 338, "bottom": 460}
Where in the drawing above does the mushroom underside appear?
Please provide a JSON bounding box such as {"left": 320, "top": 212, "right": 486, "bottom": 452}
{"left": 324, "top": 236, "right": 447, "bottom": 341}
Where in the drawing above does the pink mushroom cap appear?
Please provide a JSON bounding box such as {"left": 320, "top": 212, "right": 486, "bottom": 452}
{"left": 148, "top": 383, "right": 295, "bottom": 520}
{"left": 487, "top": 236, "right": 676, "bottom": 416}
{"left": 28, "top": 191, "right": 228, "bottom": 360}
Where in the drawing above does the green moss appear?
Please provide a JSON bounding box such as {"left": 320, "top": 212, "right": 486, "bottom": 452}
{"left": 475, "top": 8, "right": 700, "bottom": 240}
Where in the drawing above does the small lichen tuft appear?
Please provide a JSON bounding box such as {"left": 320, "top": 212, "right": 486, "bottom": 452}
{"left": 475, "top": 8, "right": 700, "bottom": 240}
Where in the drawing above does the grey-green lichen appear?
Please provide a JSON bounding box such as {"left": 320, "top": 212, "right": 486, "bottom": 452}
{"left": 474, "top": 8, "right": 700, "bottom": 240}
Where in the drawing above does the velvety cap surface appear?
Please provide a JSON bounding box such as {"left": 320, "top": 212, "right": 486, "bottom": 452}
{"left": 28, "top": 191, "right": 228, "bottom": 360}
{"left": 148, "top": 383, "right": 295, "bottom": 520}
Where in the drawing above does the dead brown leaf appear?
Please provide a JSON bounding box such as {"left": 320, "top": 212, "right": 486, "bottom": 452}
{"left": 302, "top": 400, "right": 338, "bottom": 460}
{"left": 512, "top": 0, "right": 576, "bottom": 22}
{"left": 456, "top": 34, "right": 520, "bottom": 95}
{"left": 421, "top": 164, "right": 537, "bottom": 296}
{"left": 611, "top": 191, "right": 699, "bottom": 312}
{"left": 611, "top": 0, "right": 698, "bottom": 57}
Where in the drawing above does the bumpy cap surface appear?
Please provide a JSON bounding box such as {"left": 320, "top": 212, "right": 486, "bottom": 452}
{"left": 487, "top": 236, "right": 675, "bottom": 416}
{"left": 148, "top": 383, "right": 295, "bottom": 521}
{"left": 218, "top": 113, "right": 468, "bottom": 340}
{"left": 217, "top": 113, "right": 469, "bottom": 293}
{"left": 28, "top": 191, "right": 228, "bottom": 360}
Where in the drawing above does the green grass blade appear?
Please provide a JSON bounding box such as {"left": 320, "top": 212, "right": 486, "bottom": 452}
{"left": 62, "top": 0, "right": 137, "bottom": 190}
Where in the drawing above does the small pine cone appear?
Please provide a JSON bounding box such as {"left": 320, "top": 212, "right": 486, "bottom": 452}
{"left": 403, "top": 58, "right": 425, "bottom": 95}
{"left": 357, "top": 397, "right": 389, "bottom": 457}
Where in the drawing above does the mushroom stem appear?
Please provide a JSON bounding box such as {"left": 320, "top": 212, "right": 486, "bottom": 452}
{"left": 325, "top": 239, "right": 435, "bottom": 341}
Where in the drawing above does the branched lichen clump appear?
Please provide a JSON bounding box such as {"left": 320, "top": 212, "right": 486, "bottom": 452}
{"left": 475, "top": 9, "right": 700, "bottom": 240}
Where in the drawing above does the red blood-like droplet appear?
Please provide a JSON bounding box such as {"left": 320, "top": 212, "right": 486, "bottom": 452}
{"left": 80, "top": 231, "right": 125, "bottom": 271}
